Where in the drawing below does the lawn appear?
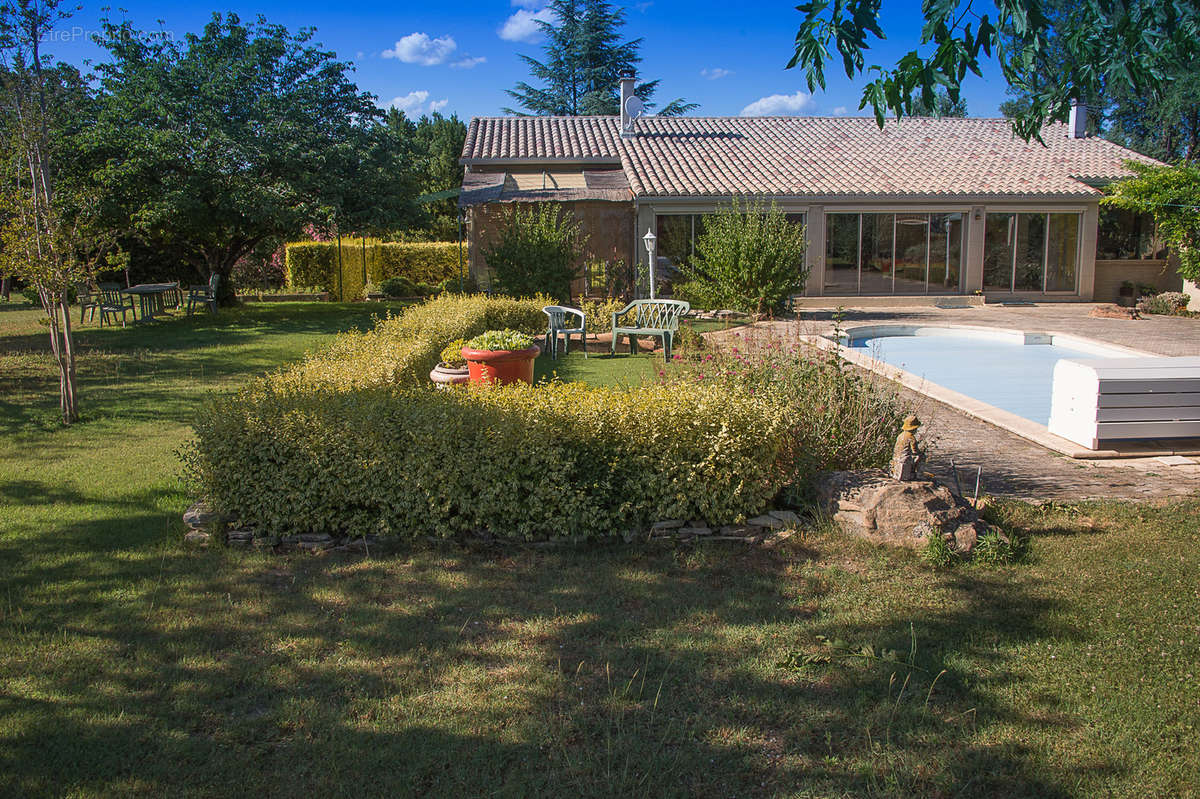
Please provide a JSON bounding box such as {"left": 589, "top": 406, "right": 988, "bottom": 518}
{"left": 1, "top": 300, "right": 1198, "bottom": 797}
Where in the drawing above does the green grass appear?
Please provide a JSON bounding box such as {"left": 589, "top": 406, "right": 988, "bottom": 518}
{"left": 2, "top": 300, "right": 1199, "bottom": 797}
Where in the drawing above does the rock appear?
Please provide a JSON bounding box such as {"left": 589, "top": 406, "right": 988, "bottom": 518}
{"left": 719, "top": 524, "right": 754, "bottom": 537}
{"left": 767, "top": 509, "right": 801, "bottom": 527}
{"left": 761, "top": 530, "right": 794, "bottom": 549}
{"left": 748, "top": 514, "right": 786, "bottom": 530}
{"left": 183, "top": 529, "right": 211, "bottom": 546}
{"left": 297, "top": 533, "right": 334, "bottom": 544}
{"left": 182, "top": 501, "right": 224, "bottom": 529}
{"left": 1088, "top": 304, "right": 1139, "bottom": 320}
{"left": 652, "top": 519, "right": 685, "bottom": 530}
{"left": 678, "top": 526, "right": 712, "bottom": 536}
{"left": 812, "top": 469, "right": 1001, "bottom": 554}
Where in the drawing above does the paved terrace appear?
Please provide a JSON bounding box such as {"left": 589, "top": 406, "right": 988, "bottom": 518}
{"left": 714, "top": 303, "right": 1200, "bottom": 502}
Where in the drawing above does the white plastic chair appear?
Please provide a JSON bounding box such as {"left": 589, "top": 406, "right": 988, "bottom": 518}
{"left": 543, "top": 305, "right": 587, "bottom": 359}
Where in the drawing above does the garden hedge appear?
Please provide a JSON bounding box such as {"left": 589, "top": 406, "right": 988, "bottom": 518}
{"left": 185, "top": 380, "right": 798, "bottom": 541}
{"left": 284, "top": 240, "right": 460, "bottom": 300}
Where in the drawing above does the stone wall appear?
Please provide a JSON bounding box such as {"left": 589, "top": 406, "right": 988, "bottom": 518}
{"left": 1093, "top": 259, "right": 1181, "bottom": 302}
{"left": 466, "top": 200, "right": 636, "bottom": 299}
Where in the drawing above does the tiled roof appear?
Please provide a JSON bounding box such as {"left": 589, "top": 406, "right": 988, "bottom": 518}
{"left": 462, "top": 116, "right": 621, "bottom": 162}
{"left": 461, "top": 115, "right": 1159, "bottom": 198}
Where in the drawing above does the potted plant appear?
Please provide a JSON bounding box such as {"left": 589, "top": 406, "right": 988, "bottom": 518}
{"left": 461, "top": 329, "right": 540, "bottom": 385}
{"left": 1117, "top": 280, "right": 1135, "bottom": 307}
{"left": 429, "top": 339, "right": 470, "bottom": 388}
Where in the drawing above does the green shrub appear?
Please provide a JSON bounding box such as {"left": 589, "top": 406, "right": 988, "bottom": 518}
{"left": 921, "top": 533, "right": 958, "bottom": 568}
{"left": 484, "top": 204, "right": 585, "bottom": 302}
{"left": 285, "top": 241, "right": 341, "bottom": 295}
{"left": 284, "top": 240, "right": 458, "bottom": 300}
{"left": 380, "top": 276, "right": 415, "bottom": 297}
{"left": 1138, "top": 291, "right": 1190, "bottom": 315}
{"left": 439, "top": 339, "right": 467, "bottom": 368}
{"left": 676, "top": 198, "right": 808, "bottom": 314}
{"left": 578, "top": 297, "right": 629, "bottom": 334}
{"left": 371, "top": 242, "right": 460, "bottom": 286}
{"left": 465, "top": 329, "right": 535, "bottom": 351}
{"left": 439, "top": 275, "right": 478, "bottom": 295}
{"left": 184, "top": 379, "right": 799, "bottom": 540}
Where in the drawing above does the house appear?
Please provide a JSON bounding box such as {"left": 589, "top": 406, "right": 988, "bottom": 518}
{"left": 459, "top": 78, "right": 1176, "bottom": 302}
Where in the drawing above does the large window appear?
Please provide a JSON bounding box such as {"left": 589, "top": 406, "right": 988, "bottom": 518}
{"left": 1097, "top": 208, "right": 1162, "bottom": 260}
{"left": 984, "top": 212, "right": 1080, "bottom": 293}
{"left": 825, "top": 211, "right": 963, "bottom": 295}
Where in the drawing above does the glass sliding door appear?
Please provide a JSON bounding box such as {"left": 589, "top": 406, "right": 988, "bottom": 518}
{"left": 825, "top": 213, "right": 860, "bottom": 293}
{"left": 894, "top": 215, "right": 930, "bottom": 294}
{"left": 983, "top": 213, "right": 1016, "bottom": 292}
{"left": 1045, "top": 213, "right": 1079, "bottom": 291}
{"left": 983, "top": 212, "right": 1080, "bottom": 294}
{"left": 860, "top": 213, "right": 895, "bottom": 294}
{"left": 928, "top": 212, "right": 963, "bottom": 293}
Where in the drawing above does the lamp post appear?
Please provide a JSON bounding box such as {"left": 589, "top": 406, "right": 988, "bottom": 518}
{"left": 642, "top": 228, "right": 657, "bottom": 299}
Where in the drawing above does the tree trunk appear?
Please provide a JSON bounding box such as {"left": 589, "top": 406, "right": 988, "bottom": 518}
{"left": 40, "top": 288, "right": 78, "bottom": 424}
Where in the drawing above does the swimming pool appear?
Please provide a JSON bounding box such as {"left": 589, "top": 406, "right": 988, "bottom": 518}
{"left": 840, "top": 325, "right": 1139, "bottom": 425}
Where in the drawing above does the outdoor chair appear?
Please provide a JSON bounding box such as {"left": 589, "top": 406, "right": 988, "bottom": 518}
{"left": 543, "top": 305, "right": 587, "bottom": 359}
{"left": 97, "top": 283, "right": 136, "bottom": 328}
{"left": 611, "top": 299, "right": 690, "bottom": 359}
{"left": 77, "top": 283, "right": 101, "bottom": 323}
{"left": 187, "top": 274, "right": 220, "bottom": 315}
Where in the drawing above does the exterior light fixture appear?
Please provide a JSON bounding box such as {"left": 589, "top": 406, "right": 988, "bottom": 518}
{"left": 643, "top": 228, "right": 658, "bottom": 299}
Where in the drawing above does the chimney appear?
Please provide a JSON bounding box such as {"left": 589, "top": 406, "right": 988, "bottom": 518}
{"left": 1068, "top": 100, "right": 1088, "bottom": 139}
{"left": 619, "top": 75, "right": 636, "bottom": 138}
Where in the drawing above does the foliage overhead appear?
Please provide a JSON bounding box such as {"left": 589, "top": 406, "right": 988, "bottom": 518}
{"left": 787, "top": 0, "right": 1200, "bottom": 141}
{"left": 86, "top": 13, "right": 421, "bottom": 302}
{"left": 483, "top": 203, "right": 585, "bottom": 302}
{"left": 677, "top": 199, "right": 808, "bottom": 315}
{"left": 506, "top": 0, "right": 696, "bottom": 117}
{"left": 1103, "top": 161, "right": 1200, "bottom": 283}
{"left": 385, "top": 108, "right": 467, "bottom": 241}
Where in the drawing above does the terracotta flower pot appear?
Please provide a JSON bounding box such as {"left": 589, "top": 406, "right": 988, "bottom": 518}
{"left": 461, "top": 344, "right": 541, "bottom": 385}
{"left": 429, "top": 362, "right": 470, "bottom": 388}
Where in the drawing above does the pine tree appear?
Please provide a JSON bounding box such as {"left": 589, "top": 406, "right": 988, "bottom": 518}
{"left": 505, "top": 0, "right": 695, "bottom": 117}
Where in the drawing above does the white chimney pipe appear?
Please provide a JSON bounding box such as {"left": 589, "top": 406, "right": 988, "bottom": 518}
{"left": 619, "top": 75, "right": 636, "bottom": 138}
{"left": 1068, "top": 101, "right": 1088, "bottom": 139}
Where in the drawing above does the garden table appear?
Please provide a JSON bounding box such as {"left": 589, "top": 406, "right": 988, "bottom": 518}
{"left": 122, "top": 283, "right": 180, "bottom": 321}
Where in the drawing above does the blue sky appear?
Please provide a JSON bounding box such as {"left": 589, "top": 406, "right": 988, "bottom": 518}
{"left": 51, "top": 0, "right": 1014, "bottom": 119}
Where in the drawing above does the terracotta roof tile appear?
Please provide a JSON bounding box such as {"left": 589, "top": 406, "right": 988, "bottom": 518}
{"left": 461, "top": 116, "right": 1159, "bottom": 197}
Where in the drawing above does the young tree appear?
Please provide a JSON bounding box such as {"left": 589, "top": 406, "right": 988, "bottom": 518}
{"left": 505, "top": 0, "right": 695, "bottom": 117}
{"left": 87, "top": 13, "right": 419, "bottom": 304}
{"left": 787, "top": 0, "right": 1199, "bottom": 140}
{"left": 677, "top": 199, "right": 808, "bottom": 315}
{"left": 1103, "top": 162, "right": 1200, "bottom": 284}
{"left": 0, "top": 0, "right": 106, "bottom": 424}
{"left": 483, "top": 204, "right": 585, "bottom": 302}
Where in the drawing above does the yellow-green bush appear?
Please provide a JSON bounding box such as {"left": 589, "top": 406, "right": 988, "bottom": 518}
{"left": 284, "top": 240, "right": 460, "bottom": 300}
{"left": 275, "top": 293, "right": 547, "bottom": 390}
{"left": 184, "top": 379, "right": 798, "bottom": 540}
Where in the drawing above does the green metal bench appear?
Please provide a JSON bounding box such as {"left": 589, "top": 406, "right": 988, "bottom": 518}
{"left": 610, "top": 299, "right": 690, "bottom": 359}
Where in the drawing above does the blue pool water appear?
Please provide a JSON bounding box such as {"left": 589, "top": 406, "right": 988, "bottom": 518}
{"left": 846, "top": 329, "right": 1132, "bottom": 425}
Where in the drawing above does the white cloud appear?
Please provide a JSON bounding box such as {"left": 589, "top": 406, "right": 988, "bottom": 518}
{"left": 386, "top": 90, "right": 450, "bottom": 115}
{"left": 701, "top": 68, "right": 732, "bottom": 80}
{"left": 499, "top": 7, "right": 555, "bottom": 42}
{"left": 450, "top": 56, "right": 487, "bottom": 69}
{"left": 383, "top": 33, "right": 457, "bottom": 66}
{"left": 740, "top": 91, "right": 814, "bottom": 116}
{"left": 832, "top": 105, "right": 848, "bottom": 116}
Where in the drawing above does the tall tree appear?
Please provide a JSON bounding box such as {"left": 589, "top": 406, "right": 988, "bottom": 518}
{"left": 505, "top": 0, "right": 695, "bottom": 117}
{"left": 787, "top": 0, "right": 1200, "bottom": 140}
{"left": 87, "top": 13, "right": 419, "bottom": 304}
{"left": 0, "top": 0, "right": 107, "bottom": 424}
{"left": 910, "top": 88, "right": 967, "bottom": 118}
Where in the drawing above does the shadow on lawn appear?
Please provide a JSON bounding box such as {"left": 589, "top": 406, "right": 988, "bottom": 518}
{"left": 0, "top": 512, "right": 1115, "bottom": 797}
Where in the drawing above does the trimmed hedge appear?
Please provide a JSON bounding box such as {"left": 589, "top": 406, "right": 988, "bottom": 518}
{"left": 276, "top": 293, "right": 546, "bottom": 390}
{"left": 185, "top": 379, "right": 798, "bottom": 540}
{"left": 284, "top": 240, "right": 460, "bottom": 300}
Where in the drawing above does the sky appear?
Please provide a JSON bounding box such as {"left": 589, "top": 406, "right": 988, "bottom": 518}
{"left": 48, "top": 0, "right": 1015, "bottom": 120}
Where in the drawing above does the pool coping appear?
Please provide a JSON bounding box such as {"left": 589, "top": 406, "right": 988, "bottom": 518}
{"left": 806, "top": 323, "right": 1200, "bottom": 460}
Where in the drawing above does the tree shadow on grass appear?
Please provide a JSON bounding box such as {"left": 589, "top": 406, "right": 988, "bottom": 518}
{"left": 0, "top": 516, "right": 1119, "bottom": 798}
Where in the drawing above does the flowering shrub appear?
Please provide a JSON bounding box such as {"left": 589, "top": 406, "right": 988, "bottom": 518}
{"left": 1137, "top": 291, "right": 1190, "bottom": 315}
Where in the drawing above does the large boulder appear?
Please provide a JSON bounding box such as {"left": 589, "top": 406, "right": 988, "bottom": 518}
{"left": 813, "top": 469, "right": 999, "bottom": 554}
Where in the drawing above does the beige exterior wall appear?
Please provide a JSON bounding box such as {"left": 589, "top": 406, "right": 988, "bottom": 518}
{"left": 466, "top": 200, "right": 636, "bottom": 299}
{"left": 1092, "top": 259, "right": 1181, "bottom": 303}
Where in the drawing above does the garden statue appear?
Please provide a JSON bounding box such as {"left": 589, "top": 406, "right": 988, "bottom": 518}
{"left": 891, "top": 415, "right": 925, "bottom": 481}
